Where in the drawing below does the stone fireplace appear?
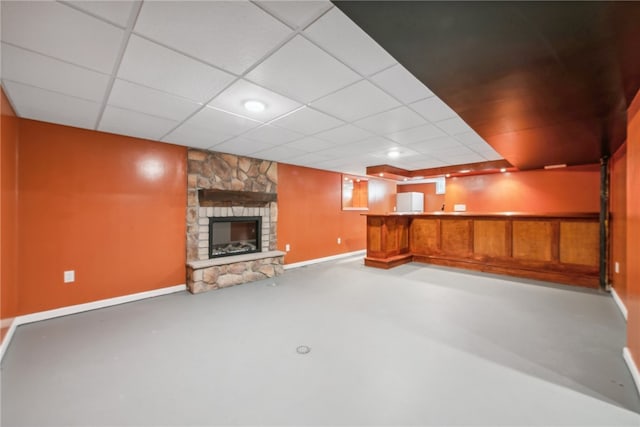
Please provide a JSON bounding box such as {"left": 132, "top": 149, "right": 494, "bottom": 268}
{"left": 186, "top": 149, "right": 285, "bottom": 293}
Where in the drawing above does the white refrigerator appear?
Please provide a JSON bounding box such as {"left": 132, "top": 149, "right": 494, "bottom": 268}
{"left": 396, "top": 192, "right": 424, "bottom": 212}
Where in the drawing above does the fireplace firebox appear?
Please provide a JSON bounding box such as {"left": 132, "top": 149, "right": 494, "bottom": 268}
{"left": 209, "top": 216, "right": 262, "bottom": 258}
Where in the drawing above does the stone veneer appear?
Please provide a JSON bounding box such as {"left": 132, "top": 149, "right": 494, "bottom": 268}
{"left": 186, "top": 149, "right": 283, "bottom": 293}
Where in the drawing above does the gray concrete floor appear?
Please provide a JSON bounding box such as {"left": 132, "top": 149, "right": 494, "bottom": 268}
{"left": 1, "top": 257, "right": 639, "bottom": 426}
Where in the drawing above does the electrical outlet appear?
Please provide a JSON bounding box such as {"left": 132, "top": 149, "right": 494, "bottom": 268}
{"left": 64, "top": 270, "right": 75, "bottom": 283}
{"left": 337, "top": 237, "right": 341, "bottom": 244}
{"left": 285, "top": 244, "right": 290, "bottom": 252}
{"left": 615, "top": 262, "right": 620, "bottom": 274}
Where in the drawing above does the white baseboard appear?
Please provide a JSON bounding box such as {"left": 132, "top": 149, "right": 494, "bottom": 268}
{"left": 0, "top": 284, "right": 186, "bottom": 362}
{"left": 610, "top": 287, "right": 628, "bottom": 321}
{"left": 623, "top": 347, "right": 640, "bottom": 397}
{"left": 284, "top": 250, "right": 366, "bottom": 270}
{"left": 0, "top": 319, "right": 18, "bottom": 364}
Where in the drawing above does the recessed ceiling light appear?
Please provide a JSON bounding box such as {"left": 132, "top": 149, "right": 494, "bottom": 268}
{"left": 243, "top": 100, "right": 266, "bottom": 112}
{"left": 445, "top": 174, "right": 451, "bottom": 178}
{"left": 500, "top": 168, "right": 507, "bottom": 173}
{"left": 387, "top": 150, "right": 400, "bottom": 158}
{"left": 379, "top": 173, "right": 384, "bottom": 177}
{"left": 459, "top": 169, "right": 471, "bottom": 173}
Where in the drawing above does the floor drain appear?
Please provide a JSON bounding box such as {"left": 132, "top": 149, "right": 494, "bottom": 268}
{"left": 296, "top": 345, "right": 311, "bottom": 354}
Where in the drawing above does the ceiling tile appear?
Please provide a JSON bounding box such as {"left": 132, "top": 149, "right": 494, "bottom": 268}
{"left": 2, "top": 81, "right": 101, "bottom": 129}
{"left": 343, "top": 136, "right": 398, "bottom": 154}
{"left": 256, "top": 1, "right": 332, "bottom": 29}
{"left": 475, "top": 148, "right": 504, "bottom": 161}
{"left": 407, "top": 136, "right": 463, "bottom": 154}
{"left": 99, "top": 106, "right": 179, "bottom": 141}
{"left": 162, "top": 124, "right": 223, "bottom": 149}
{"left": 283, "top": 136, "right": 339, "bottom": 152}
{"left": 354, "top": 106, "right": 426, "bottom": 135}
{"left": 208, "top": 79, "right": 301, "bottom": 122}
{"left": 118, "top": 35, "right": 236, "bottom": 103}
{"left": 386, "top": 123, "right": 447, "bottom": 145}
{"left": 286, "top": 151, "right": 335, "bottom": 166}
{"left": 444, "top": 152, "right": 487, "bottom": 165}
{"left": 435, "top": 117, "right": 474, "bottom": 136}
{"left": 430, "top": 145, "right": 476, "bottom": 158}
{"left": 1, "top": 43, "right": 109, "bottom": 102}
{"left": 210, "top": 137, "right": 263, "bottom": 157}
{"left": 304, "top": 7, "right": 396, "bottom": 76}
{"left": 65, "top": 1, "right": 136, "bottom": 27}
{"left": 410, "top": 97, "right": 458, "bottom": 122}
{"left": 134, "top": 1, "right": 291, "bottom": 74}
{"left": 252, "top": 144, "right": 308, "bottom": 162}
{"left": 246, "top": 35, "right": 360, "bottom": 103}
{"left": 312, "top": 80, "right": 400, "bottom": 122}
{"left": 182, "top": 106, "right": 261, "bottom": 143}
{"left": 369, "top": 146, "right": 422, "bottom": 161}
{"left": 108, "top": 79, "right": 201, "bottom": 121}
{"left": 370, "top": 63, "right": 434, "bottom": 104}
{"left": 270, "top": 106, "right": 344, "bottom": 135}
{"left": 454, "top": 131, "right": 490, "bottom": 147}
{"left": 242, "top": 125, "right": 303, "bottom": 145}
{"left": 314, "top": 124, "right": 372, "bottom": 144}
{"left": 1, "top": 1, "right": 124, "bottom": 73}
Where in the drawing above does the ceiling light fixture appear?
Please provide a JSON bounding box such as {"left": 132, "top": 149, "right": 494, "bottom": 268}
{"left": 459, "top": 169, "right": 471, "bottom": 173}
{"left": 544, "top": 163, "right": 567, "bottom": 170}
{"left": 500, "top": 168, "right": 507, "bottom": 173}
{"left": 243, "top": 100, "right": 266, "bottom": 112}
{"left": 445, "top": 174, "right": 451, "bottom": 178}
{"left": 379, "top": 173, "right": 384, "bottom": 177}
{"left": 387, "top": 150, "right": 400, "bottom": 158}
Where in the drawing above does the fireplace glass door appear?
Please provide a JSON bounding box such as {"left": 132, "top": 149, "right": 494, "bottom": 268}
{"left": 209, "top": 216, "right": 261, "bottom": 258}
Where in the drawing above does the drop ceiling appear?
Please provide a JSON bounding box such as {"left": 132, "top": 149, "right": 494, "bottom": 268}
{"left": 0, "top": 0, "right": 502, "bottom": 176}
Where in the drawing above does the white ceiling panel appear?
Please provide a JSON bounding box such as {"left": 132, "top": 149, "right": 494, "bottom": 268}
{"left": 475, "top": 147, "right": 504, "bottom": 161}
{"left": 454, "top": 131, "right": 490, "bottom": 148}
{"left": 108, "top": 79, "right": 201, "bottom": 121}
{"left": 270, "top": 106, "right": 344, "bottom": 135}
{"left": 1, "top": 43, "right": 110, "bottom": 102}
{"left": 210, "top": 137, "right": 263, "bottom": 157}
{"left": 410, "top": 96, "right": 458, "bottom": 122}
{"left": 283, "top": 136, "right": 340, "bottom": 152}
{"left": 99, "top": 106, "right": 179, "bottom": 141}
{"left": 252, "top": 144, "right": 308, "bottom": 162}
{"left": 435, "top": 117, "right": 474, "bottom": 136}
{"left": 369, "top": 146, "right": 422, "bottom": 161}
{"left": 354, "top": 106, "right": 426, "bottom": 135}
{"left": 285, "top": 151, "right": 335, "bottom": 166}
{"left": 444, "top": 152, "right": 487, "bottom": 165}
{"left": 134, "top": 1, "right": 291, "bottom": 75}
{"left": 345, "top": 136, "right": 399, "bottom": 153}
{"left": 312, "top": 80, "right": 400, "bottom": 122}
{"left": 184, "top": 106, "right": 261, "bottom": 138}
{"left": 208, "top": 79, "right": 301, "bottom": 122}
{"left": 256, "top": 1, "right": 333, "bottom": 29}
{"left": 2, "top": 81, "right": 101, "bottom": 129}
{"left": 370, "top": 63, "right": 434, "bottom": 104}
{"left": 407, "top": 136, "right": 464, "bottom": 154}
{"left": 162, "top": 124, "right": 225, "bottom": 149}
{"left": 314, "top": 124, "right": 372, "bottom": 145}
{"left": 246, "top": 35, "right": 360, "bottom": 103}
{"left": 117, "top": 35, "right": 236, "bottom": 103}
{"left": 304, "top": 7, "right": 396, "bottom": 76}
{"left": 65, "top": 1, "right": 137, "bottom": 27}
{"left": 386, "top": 123, "right": 447, "bottom": 145}
{"left": 242, "top": 125, "right": 303, "bottom": 145}
{"left": 1, "top": 1, "right": 124, "bottom": 74}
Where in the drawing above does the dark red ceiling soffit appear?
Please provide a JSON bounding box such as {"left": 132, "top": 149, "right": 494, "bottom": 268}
{"left": 335, "top": 1, "right": 640, "bottom": 170}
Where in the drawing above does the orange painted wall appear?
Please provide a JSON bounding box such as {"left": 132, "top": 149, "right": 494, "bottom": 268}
{"left": 626, "top": 89, "right": 640, "bottom": 371}
{"left": 609, "top": 143, "right": 627, "bottom": 303}
{"left": 443, "top": 168, "right": 600, "bottom": 213}
{"left": 17, "top": 119, "right": 187, "bottom": 314}
{"left": 277, "top": 163, "right": 395, "bottom": 264}
{"left": 1, "top": 87, "right": 20, "bottom": 342}
{"left": 398, "top": 183, "right": 445, "bottom": 211}
{"left": 398, "top": 169, "right": 599, "bottom": 213}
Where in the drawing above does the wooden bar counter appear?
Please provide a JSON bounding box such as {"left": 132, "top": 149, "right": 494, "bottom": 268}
{"left": 364, "top": 212, "right": 600, "bottom": 288}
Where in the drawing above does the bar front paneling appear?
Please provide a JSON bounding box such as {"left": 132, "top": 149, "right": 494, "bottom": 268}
{"left": 364, "top": 212, "right": 599, "bottom": 288}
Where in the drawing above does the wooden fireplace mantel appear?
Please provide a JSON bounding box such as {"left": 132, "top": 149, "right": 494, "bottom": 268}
{"left": 198, "top": 189, "right": 277, "bottom": 207}
{"left": 363, "top": 212, "right": 600, "bottom": 288}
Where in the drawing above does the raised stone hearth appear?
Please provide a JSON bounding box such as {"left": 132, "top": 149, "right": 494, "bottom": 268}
{"left": 186, "top": 149, "right": 283, "bottom": 294}
{"left": 187, "top": 250, "right": 285, "bottom": 293}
